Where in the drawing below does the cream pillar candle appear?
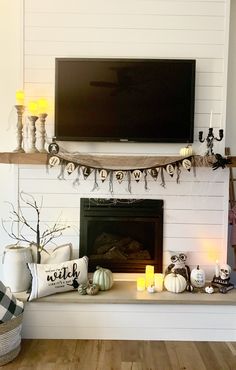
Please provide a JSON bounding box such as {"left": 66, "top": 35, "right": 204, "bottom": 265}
{"left": 145, "top": 265, "right": 154, "bottom": 287}
{"left": 136, "top": 277, "right": 146, "bottom": 291}
{"left": 154, "top": 273, "right": 164, "bottom": 292}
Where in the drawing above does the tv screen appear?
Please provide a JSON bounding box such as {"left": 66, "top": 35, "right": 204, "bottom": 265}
{"left": 55, "top": 58, "right": 195, "bottom": 143}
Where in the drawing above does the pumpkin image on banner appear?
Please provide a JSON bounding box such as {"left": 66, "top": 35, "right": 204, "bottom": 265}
{"left": 190, "top": 265, "right": 205, "bottom": 288}
{"left": 164, "top": 272, "right": 187, "bottom": 293}
{"left": 93, "top": 266, "right": 113, "bottom": 291}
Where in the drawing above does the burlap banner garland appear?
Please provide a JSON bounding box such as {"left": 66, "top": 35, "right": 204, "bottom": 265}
{"left": 47, "top": 143, "right": 228, "bottom": 193}
{"left": 47, "top": 150, "right": 196, "bottom": 193}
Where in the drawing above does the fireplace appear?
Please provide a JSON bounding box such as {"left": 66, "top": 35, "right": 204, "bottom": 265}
{"left": 79, "top": 198, "right": 163, "bottom": 273}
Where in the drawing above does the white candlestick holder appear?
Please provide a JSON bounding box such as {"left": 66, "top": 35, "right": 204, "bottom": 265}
{"left": 27, "top": 115, "right": 39, "bottom": 153}
{"left": 37, "top": 113, "right": 48, "bottom": 152}
{"left": 13, "top": 105, "right": 25, "bottom": 153}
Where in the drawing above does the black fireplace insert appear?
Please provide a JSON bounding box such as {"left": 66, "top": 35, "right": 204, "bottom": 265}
{"left": 79, "top": 198, "right": 163, "bottom": 273}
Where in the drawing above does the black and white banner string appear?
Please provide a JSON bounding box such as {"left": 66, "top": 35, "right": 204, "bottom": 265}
{"left": 48, "top": 156, "right": 193, "bottom": 195}
{"left": 47, "top": 142, "right": 228, "bottom": 194}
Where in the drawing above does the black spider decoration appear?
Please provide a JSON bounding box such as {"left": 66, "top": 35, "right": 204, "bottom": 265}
{"left": 212, "top": 154, "right": 232, "bottom": 170}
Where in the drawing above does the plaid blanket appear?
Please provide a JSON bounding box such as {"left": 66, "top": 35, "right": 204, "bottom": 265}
{"left": 0, "top": 281, "right": 24, "bottom": 324}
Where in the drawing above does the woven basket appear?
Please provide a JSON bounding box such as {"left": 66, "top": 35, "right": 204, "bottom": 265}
{"left": 0, "top": 313, "right": 23, "bottom": 366}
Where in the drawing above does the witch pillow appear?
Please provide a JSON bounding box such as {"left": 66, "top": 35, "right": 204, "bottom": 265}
{"left": 27, "top": 256, "right": 88, "bottom": 301}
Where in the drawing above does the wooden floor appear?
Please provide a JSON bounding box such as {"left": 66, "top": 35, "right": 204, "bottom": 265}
{"left": 4, "top": 340, "right": 236, "bottom": 370}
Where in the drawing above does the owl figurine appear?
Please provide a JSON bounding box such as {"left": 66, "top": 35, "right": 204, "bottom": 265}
{"left": 165, "top": 253, "right": 192, "bottom": 291}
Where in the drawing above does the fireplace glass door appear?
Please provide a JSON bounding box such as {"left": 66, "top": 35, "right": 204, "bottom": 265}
{"left": 79, "top": 198, "right": 163, "bottom": 273}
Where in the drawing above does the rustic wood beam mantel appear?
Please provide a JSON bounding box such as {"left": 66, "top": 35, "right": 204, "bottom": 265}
{"left": 0, "top": 152, "right": 49, "bottom": 165}
{"left": 0, "top": 152, "right": 235, "bottom": 167}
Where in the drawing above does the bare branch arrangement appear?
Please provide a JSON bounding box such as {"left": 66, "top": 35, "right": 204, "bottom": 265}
{"left": 2, "top": 192, "right": 70, "bottom": 263}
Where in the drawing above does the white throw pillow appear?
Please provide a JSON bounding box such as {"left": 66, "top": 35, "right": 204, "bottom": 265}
{"left": 30, "top": 243, "right": 72, "bottom": 264}
{"left": 27, "top": 256, "right": 88, "bottom": 301}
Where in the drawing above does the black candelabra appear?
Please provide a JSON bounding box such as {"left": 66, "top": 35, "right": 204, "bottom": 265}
{"left": 199, "top": 128, "right": 224, "bottom": 155}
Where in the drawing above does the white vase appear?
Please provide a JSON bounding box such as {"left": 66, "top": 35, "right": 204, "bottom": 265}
{"left": 2, "top": 245, "right": 33, "bottom": 292}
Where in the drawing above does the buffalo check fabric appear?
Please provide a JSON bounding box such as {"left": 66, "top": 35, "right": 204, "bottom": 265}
{"left": 0, "top": 281, "right": 24, "bottom": 323}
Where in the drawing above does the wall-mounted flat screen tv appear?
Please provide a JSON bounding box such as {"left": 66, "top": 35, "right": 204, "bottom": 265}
{"left": 55, "top": 58, "right": 196, "bottom": 143}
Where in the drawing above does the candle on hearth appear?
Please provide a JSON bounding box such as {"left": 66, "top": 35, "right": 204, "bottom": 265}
{"left": 136, "top": 277, "right": 146, "bottom": 291}
{"left": 37, "top": 98, "right": 48, "bottom": 114}
{"left": 145, "top": 265, "right": 154, "bottom": 287}
{"left": 209, "top": 110, "right": 213, "bottom": 128}
{"left": 16, "top": 90, "right": 25, "bottom": 105}
{"left": 154, "top": 273, "right": 164, "bottom": 292}
{"left": 28, "top": 101, "right": 38, "bottom": 116}
{"left": 215, "top": 260, "right": 220, "bottom": 278}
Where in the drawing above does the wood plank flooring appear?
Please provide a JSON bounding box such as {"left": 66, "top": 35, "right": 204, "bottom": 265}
{"left": 3, "top": 340, "right": 236, "bottom": 370}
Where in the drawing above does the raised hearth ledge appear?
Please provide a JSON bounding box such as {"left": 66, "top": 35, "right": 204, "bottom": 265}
{"left": 16, "top": 281, "right": 236, "bottom": 305}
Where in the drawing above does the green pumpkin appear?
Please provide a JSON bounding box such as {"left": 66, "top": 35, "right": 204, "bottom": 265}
{"left": 92, "top": 266, "right": 113, "bottom": 291}
{"left": 78, "top": 282, "right": 88, "bottom": 295}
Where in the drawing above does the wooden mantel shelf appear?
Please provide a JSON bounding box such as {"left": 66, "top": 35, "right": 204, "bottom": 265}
{"left": 0, "top": 152, "right": 236, "bottom": 167}
{"left": 0, "top": 152, "right": 49, "bottom": 165}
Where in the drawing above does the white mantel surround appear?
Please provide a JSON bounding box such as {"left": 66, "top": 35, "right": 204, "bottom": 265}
{"left": 15, "top": 163, "right": 229, "bottom": 281}
{"left": 11, "top": 162, "right": 232, "bottom": 341}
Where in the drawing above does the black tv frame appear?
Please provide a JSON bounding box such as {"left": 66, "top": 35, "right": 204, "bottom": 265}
{"left": 54, "top": 57, "right": 196, "bottom": 143}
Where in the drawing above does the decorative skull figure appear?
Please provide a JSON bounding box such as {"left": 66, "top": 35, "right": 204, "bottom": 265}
{"left": 219, "top": 264, "right": 231, "bottom": 281}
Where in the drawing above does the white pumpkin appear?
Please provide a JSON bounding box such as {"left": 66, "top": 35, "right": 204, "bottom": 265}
{"left": 164, "top": 272, "right": 187, "bottom": 293}
{"left": 190, "top": 265, "right": 205, "bottom": 288}
{"left": 179, "top": 145, "right": 193, "bottom": 157}
{"left": 92, "top": 266, "right": 113, "bottom": 291}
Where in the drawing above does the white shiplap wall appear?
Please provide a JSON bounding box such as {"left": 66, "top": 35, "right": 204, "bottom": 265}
{"left": 16, "top": 0, "right": 230, "bottom": 280}
{"left": 24, "top": 0, "right": 228, "bottom": 152}
{"left": 2, "top": 0, "right": 231, "bottom": 341}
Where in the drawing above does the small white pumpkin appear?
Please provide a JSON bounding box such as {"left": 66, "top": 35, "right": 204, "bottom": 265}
{"left": 92, "top": 266, "right": 113, "bottom": 291}
{"left": 164, "top": 272, "right": 187, "bottom": 293}
{"left": 190, "top": 265, "right": 205, "bottom": 288}
{"left": 205, "top": 285, "right": 214, "bottom": 294}
{"left": 179, "top": 145, "right": 193, "bottom": 157}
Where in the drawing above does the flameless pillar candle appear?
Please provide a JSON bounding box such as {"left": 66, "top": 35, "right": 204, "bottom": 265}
{"left": 136, "top": 277, "right": 146, "bottom": 291}
{"left": 37, "top": 98, "right": 48, "bottom": 114}
{"left": 145, "top": 265, "right": 154, "bottom": 287}
{"left": 28, "top": 101, "right": 38, "bottom": 116}
{"left": 154, "top": 273, "right": 164, "bottom": 292}
{"left": 16, "top": 90, "right": 25, "bottom": 105}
